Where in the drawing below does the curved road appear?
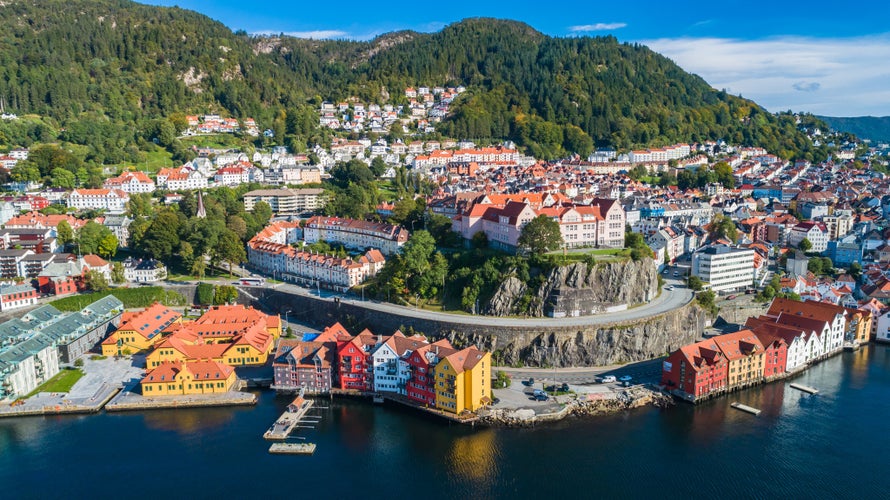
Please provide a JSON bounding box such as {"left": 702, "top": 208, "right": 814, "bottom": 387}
{"left": 257, "top": 274, "right": 694, "bottom": 328}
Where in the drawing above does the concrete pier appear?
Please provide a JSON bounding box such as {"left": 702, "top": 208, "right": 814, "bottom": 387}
{"left": 789, "top": 383, "right": 819, "bottom": 394}
{"left": 269, "top": 443, "right": 316, "bottom": 455}
{"left": 263, "top": 395, "right": 314, "bottom": 440}
{"left": 731, "top": 402, "right": 762, "bottom": 415}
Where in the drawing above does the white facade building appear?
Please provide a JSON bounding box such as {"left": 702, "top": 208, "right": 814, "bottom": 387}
{"left": 66, "top": 189, "right": 129, "bottom": 214}
{"left": 691, "top": 245, "right": 755, "bottom": 293}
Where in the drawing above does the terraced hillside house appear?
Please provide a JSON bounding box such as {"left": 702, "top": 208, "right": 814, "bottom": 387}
{"left": 140, "top": 360, "right": 236, "bottom": 396}
{"left": 101, "top": 303, "right": 182, "bottom": 357}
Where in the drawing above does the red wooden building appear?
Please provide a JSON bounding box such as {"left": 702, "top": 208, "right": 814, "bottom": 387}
{"left": 753, "top": 330, "right": 789, "bottom": 380}
{"left": 337, "top": 329, "right": 377, "bottom": 391}
{"left": 661, "top": 338, "right": 729, "bottom": 401}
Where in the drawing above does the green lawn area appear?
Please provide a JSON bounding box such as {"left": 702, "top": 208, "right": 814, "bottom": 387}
{"left": 377, "top": 181, "right": 401, "bottom": 201}
{"left": 50, "top": 287, "right": 187, "bottom": 311}
{"left": 22, "top": 368, "right": 84, "bottom": 398}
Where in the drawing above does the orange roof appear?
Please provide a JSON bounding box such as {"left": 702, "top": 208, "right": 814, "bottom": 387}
{"left": 116, "top": 302, "right": 182, "bottom": 340}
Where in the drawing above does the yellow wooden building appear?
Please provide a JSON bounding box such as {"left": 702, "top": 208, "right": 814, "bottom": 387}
{"left": 140, "top": 361, "right": 236, "bottom": 396}
{"left": 100, "top": 303, "right": 182, "bottom": 357}
{"left": 434, "top": 347, "right": 492, "bottom": 414}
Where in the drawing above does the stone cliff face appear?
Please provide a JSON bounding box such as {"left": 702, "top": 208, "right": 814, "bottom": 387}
{"left": 253, "top": 284, "right": 708, "bottom": 368}
{"left": 485, "top": 258, "right": 659, "bottom": 317}
{"left": 444, "top": 303, "right": 709, "bottom": 367}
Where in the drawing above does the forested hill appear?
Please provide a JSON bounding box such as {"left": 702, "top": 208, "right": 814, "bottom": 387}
{"left": 818, "top": 116, "right": 890, "bottom": 143}
{"left": 0, "top": 0, "right": 828, "bottom": 162}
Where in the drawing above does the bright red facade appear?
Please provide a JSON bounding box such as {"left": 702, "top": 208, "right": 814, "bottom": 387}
{"left": 337, "top": 331, "right": 376, "bottom": 391}
{"left": 754, "top": 331, "right": 788, "bottom": 379}
{"left": 662, "top": 339, "right": 729, "bottom": 399}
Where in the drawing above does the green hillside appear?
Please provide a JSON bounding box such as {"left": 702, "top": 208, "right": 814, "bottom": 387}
{"left": 0, "top": 1, "right": 828, "bottom": 162}
{"left": 818, "top": 116, "right": 890, "bottom": 143}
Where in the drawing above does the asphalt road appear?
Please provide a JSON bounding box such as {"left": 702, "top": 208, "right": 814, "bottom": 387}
{"left": 251, "top": 273, "right": 693, "bottom": 328}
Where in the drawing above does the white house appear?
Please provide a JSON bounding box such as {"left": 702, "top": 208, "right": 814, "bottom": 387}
{"left": 66, "top": 189, "right": 129, "bottom": 214}
{"left": 788, "top": 221, "right": 830, "bottom": 253}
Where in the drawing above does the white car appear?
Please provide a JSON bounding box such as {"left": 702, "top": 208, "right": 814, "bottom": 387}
{"left": 601, "top": 375, "right": 616, "bottom": 383}
{"left": 665, "top": 285, "right": 674, "bottom": 291}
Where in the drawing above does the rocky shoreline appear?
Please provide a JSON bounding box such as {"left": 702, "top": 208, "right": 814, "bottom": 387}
{"left": 479, "top": 387, "right": 675, "bottom": 427}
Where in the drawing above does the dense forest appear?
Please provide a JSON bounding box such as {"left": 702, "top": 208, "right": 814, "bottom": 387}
{"left": 817, "top": 116, "right": 890, "bottom": 143}
{"left": 0, "top": 0, "right": 829, "bottom": 162}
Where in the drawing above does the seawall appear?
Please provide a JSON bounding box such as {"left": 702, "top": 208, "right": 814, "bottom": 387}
{"left": 251, "top": 288, "right": 708, "bottom": 367}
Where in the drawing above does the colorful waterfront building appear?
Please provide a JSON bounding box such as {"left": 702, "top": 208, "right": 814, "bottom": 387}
{"left": 337, "top": 329, "right": 378, "bottom": 391}
{"left": 406, "top": 340, "right": 457, "bottom": 407}
{"left": 100, "top": 302, "right": 182, "bottom": 357}
{"left": 140, "top": 360, "right": 236, "bottom": 396}
{"left": 752, "top": 330, "right": 788, "bottom": 380}
{"left": 433, "top": 346, "right": 492, "bottom": 414}
{"left": 713, "top": 330, "right": 764, "bottom": 391}
{"left": 661, "top": 338, "right": 728, "bottom": 401}
{"left": 272, "top": 339, "right": 335, "bottom": 394}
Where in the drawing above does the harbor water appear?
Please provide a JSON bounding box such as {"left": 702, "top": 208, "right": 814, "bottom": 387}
{"left": 2, "top": 344, "right": 889, "bottom": 499}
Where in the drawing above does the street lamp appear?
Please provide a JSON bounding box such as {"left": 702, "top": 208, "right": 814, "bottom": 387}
{"left": 283, "top": 308, "right": 291, "bottom": 335}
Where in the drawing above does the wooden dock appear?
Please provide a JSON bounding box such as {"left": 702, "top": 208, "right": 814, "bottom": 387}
{"left": 269, "top": 442, "right": 316, "bottom": 455}
{"left": 731, "top": 402, "right": 762, "bottom": 415}
{"left": 789, "top": 383, "right": 819, "bottom": 394}
{"left": 263, "top": 393, "right": 314, "bottom": 440}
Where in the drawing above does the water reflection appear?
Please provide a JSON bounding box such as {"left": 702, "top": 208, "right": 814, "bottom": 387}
{"left": 447, "top": 429, "right": 498, "bottom": 481}
{"left": 142, "top": 408, "right": 237, "bottom": 434}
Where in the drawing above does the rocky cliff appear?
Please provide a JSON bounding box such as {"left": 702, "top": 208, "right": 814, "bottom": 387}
{"left": 484, "top": 258, "right": 659, "bottom": 317}
{"left": 254, "top": 286, "right": 707, "bottom": 368}
{"left": 444, "top": 303, "right": 708, "bottom": 367}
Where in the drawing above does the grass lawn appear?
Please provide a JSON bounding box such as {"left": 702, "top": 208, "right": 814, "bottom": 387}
{"left": 50, "top": 287, "right": 187, "bottom": 311}
{"left": 22, "top": 368, "right": 84, "bottom": 398}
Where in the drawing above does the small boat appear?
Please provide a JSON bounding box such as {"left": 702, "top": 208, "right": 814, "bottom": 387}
{"left": 372, "top": 395, "right": 384, "bottom": 404}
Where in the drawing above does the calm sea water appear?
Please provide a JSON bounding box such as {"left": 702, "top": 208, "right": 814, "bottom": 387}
{"left": 3, "top": 345, "right": 890, "bottom": 499}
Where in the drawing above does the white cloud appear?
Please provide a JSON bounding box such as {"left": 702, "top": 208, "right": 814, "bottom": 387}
{"left": 254, "top": 29, "right": 348, "bottom": 39}
{"left": 641, "top": 34, "right": 890, "bottom": 116}
{"left": 569, "top": 23, "right": 627, "bottom": 32}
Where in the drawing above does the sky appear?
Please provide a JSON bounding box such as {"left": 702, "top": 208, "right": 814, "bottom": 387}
{"left": 143, "top": 0, "right": 890, "bottom": 117}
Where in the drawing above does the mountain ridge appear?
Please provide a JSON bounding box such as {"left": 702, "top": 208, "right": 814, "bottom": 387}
{"left": 0, "top": 0, "right": 828, "bottom": 163}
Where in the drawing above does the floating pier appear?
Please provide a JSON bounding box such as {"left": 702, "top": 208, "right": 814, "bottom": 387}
{"left": 731, "top": 402, "right": 762, "bottom": 415}
{"left": 269, "top": 442, "right": 316, "bottom": 455}
{"left": 789, "top": 383, "right": 819, "bottom": 394}
{"left": 263, "top": 393, "right": 314, "bottom": 440}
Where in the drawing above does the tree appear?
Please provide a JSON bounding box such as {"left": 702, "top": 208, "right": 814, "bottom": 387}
{"left": 226, "top": 215, "right": 248, "bottom": 240}
{"left": 252, "top": 201, "right": 272, "bottom": 226}
{"left": 849, "top": 262, "right": 862, "bottom": 281}
{"left": 713, "top": 161, "right": 735, "bottom": 189}
{"left": 798, "top": 238, "right": 813, "bottom": 253}
{"left": 191, "top": 257, "right": 207, "bottom": 278}
{"left": 625, "top": 231, "right": 654, "bottom": 261}
{"left": 179, "top": 241, "right": 195, "bottom": 269}
{"left": 687, "top": 275, "right": 704, "bottom": 291}
{"left": 56, "top": 220, "right": 74, "bottom": 247}
{"left": 111, "top": 262, "right": 126, "bottom": 284}
{"left": 50, "top": 168, "right": 76, "bottom": 188}
{"left": 471, "top": 231, "right": 489, "bottom": 250}
{"left": 213, "top": 229, "right": 246, "bottom": 276}
{"left": 97, "top": 234, "right": 119, "bottom": 259}
{"left": 127, "top": 193, "right": 154, "bottom": 218}
{"left": 140, "top": 210, "right": 181, "bottom": 261}
{"left": 76, "top": 221, "right": 113, "bottom": 255}
{"left": 196, "top": 283, "right": 215, "bottom": 305}
{"left": 213, "top": 285, "right": 239, "bottom": 305}
{"left": 84, "top": 270, "right": 109, "bottom": 292}
{"left": 711, "top": 214, "right": 738, "bottom": 243}
{"left": 518, "top": 215, "right": 563, "bottom": 255}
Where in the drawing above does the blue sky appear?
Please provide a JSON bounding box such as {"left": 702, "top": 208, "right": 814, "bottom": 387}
{"left": 143, "top": 1, "right": 890, "bottom": 117}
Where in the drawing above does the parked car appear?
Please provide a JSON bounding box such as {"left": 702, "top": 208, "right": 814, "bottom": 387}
{"left": 534, "top": 394, "right": 549, "bottom": 401}
{"left": 618, "top": 375, "right": 633, "bottom": 382}
{"left": 561, "top": 383, "right": 570, "bottom": 392}
{"left": 532, "top": 389, "right": 545, "bottom": 397}
{"left": 601, "top": 375, "right": 616, "bottom": 383}
{"left": 527, "top": 377, "right": 535, "bottom": 386}
{"left": 746, "top": 289, "right": 757, "bottom": 295}
{"left": 726, "top": 294, "right": 737, "bottom": 300}
{"left": 665, "top": 285, "right": 674, "bottom": 291}
{"left": 673, "top": 271, "right": 680, "bottom": 277}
